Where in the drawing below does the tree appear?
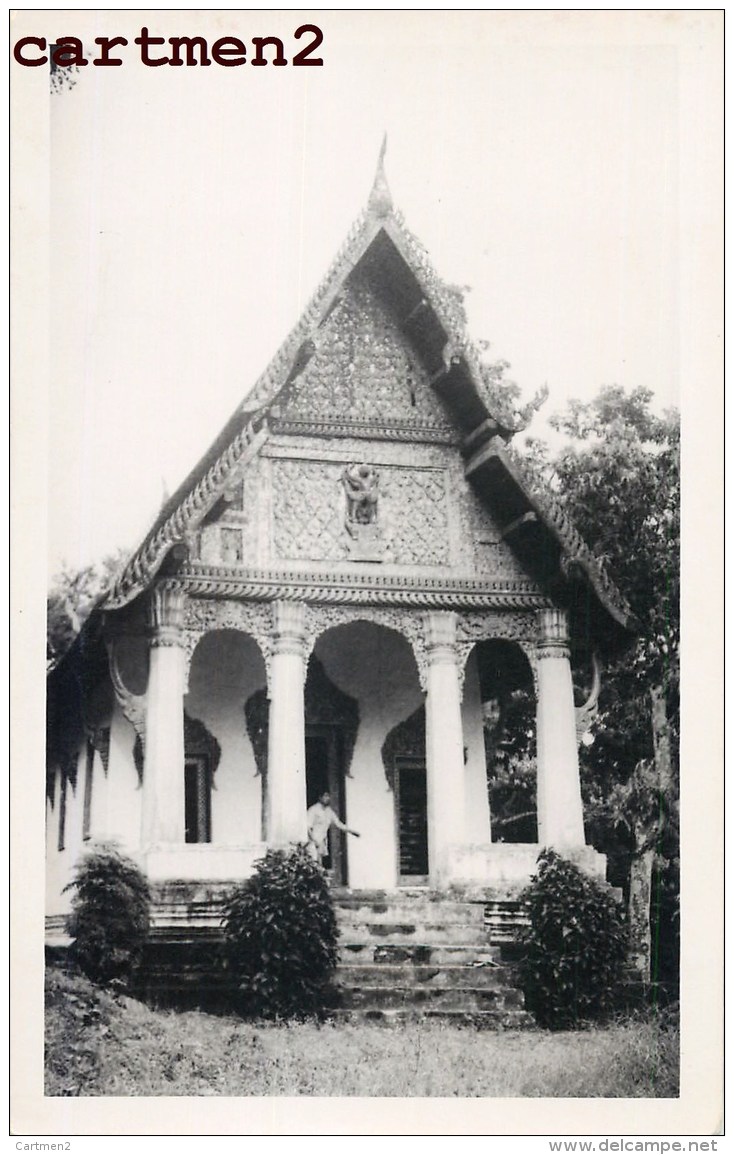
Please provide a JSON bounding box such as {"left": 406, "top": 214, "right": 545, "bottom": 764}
{"left": 47, "top": 550, "right": 127, "bottom": 668}
{"left": 523, "top": 385, "right": 680, "bottom": 996}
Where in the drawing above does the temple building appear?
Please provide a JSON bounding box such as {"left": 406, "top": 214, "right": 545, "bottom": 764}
{"left": 46, "top": 156, "right": 636, "bottom": 933}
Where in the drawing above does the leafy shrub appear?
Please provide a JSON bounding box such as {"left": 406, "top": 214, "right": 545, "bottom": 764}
{"left": 222, "top": 844, "right": 339, "bottom": 1020}
{"left": 518, "top": 848, "right": 627, "bottom": 1029}
{"left": 64, "top": 844, "right": 151, "bottom": 989}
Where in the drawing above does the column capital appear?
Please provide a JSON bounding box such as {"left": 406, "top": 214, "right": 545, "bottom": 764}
{"left": 424, "top": 610, "right": 458, "bottom": 665}
{"left": 272, "top": 600, "right": 307, "bottom": 656}
{"left": 537, "top": 607, "right": 570, "bottom": 659}
{"left": 148, "top": 586, "right": 186, "bottom": 647}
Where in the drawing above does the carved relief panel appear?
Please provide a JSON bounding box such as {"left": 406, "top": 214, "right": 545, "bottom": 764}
{"left": 270, "top": 456, "right": 450, "bottom": 567}
{"left": 282, "top": 272, "right": 453, "bottom": 431}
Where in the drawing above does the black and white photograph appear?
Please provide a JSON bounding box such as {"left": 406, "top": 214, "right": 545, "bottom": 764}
{"left": 11, "top": 8, "right": 722, "bottom": 1139}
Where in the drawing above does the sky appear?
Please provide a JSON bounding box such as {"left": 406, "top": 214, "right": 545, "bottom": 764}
{"left": 11, "top": 11, "right": 717, "bottom": 580}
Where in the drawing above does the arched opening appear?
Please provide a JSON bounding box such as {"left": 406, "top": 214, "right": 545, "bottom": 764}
{"left": 465, "top": 639, "right": 537, "bottom": 844}
{"left": 311, "top": 620, "right": 423, "bottom": 889}
{"left": 186, "top": 629, "right": 267, "bottom": 845}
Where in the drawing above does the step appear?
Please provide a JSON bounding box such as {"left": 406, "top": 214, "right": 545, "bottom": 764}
{"left": 335, "top": 899, "right": 486, "bottom": 926}
{"left": 335, "top": 963, "right": 513, "bottom": 990}
{"left": 484, "top": 899, "right": 530, "bottom": 944}
{"left": 338, "top": 942, "right": 500, "bottom": 965}
{"left": 327, "top": 1007, "right": 535, "bottom": 1029}
{"left": 336, "top": 921, "right": 490, "bottom": 946}
{"left": 334, "top": 984, "right": 526, "bottom": 1013}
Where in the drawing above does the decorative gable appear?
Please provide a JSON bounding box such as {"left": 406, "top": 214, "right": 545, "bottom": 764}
{"left": 276, "top": 269, "right": 455, "bottom": 443}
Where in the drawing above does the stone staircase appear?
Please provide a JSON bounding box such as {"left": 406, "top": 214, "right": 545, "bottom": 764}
{"left": 331, "top": 889, "right": 533, "bottom": 1027}
{"left": 46, "top": 882, "right": 533, "bottom": 1025}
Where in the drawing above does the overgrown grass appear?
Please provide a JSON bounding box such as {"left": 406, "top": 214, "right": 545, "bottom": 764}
{"left": 45, "top": 965, "right": 678, "bottom": 1098}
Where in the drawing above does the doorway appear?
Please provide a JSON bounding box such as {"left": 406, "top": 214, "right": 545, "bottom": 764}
{"left": 305, "top": 725, "right": 347, "bottom": 885}
{"left": 394, "top": 756, "right": 428, "bottom": 883}
{"left": 184, "top": 755, "right": 211, "bottom": 843}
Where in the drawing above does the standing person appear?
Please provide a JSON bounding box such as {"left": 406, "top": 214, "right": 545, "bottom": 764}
{"left": 306, "top": 791, "right": 360, "bottom": 868}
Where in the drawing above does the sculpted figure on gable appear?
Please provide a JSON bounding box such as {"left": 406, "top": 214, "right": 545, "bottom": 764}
{"left": 342, "top": 463, "right": 379, "bottom": 528}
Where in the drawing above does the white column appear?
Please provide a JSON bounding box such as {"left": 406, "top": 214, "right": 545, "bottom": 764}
{"left": 266, "top": 601, "right": 308, "bottom": 845}
{"left": 535, "top": 608, "right": 586, "bottom": 847}
{"left": 142, "top": 587, "right": 186, "bottom": 846}
{"left": 424, "top": 611, "right": 466, "bottom": 885}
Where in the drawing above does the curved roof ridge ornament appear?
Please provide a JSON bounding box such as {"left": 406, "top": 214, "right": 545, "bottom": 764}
{"left": 367, "top": 133, "right": 392, "bottom": 218}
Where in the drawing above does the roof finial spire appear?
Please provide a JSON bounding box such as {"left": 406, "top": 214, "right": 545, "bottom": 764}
{"left": 368, "top": 133, "right": 392, "bottom": 218}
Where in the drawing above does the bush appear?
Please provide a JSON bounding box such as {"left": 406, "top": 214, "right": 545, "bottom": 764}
{"left": 518, "top": 848, "right": 627, "bottom": 1029}
{"left": 222, "top": 844, "right": 339, "bottom": 1020}
{"left": 64, "top": 844, "right": 151, "bottom": 990}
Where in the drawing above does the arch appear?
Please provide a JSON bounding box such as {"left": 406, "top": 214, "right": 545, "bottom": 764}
{"left": 185, "top": 627, "right": 268, "bottom": 845}
{"left": 464, "top": 638, "right": 537, "bottom": 844}
{"left": 183, "top": 598, "right": 272, "bottom": 692}
{"left": 303, "top": 605, "right": 426, "bottom": 690}
{"left": 307, "top": 616, "right": 424, "bottom": 890}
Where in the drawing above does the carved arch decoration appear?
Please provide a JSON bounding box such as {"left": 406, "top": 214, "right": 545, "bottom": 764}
{"left": 183, "top": 598, "right": 273, "bottom": 693}
{"left": 184, "top": 713, "right": 222, "bottom": 784}
{"left": 244, "top": 689, "right": 269, "bottom": 779}
{"left": 132, "top": 713, "right": 222, "bottom": 788}
{"left": 243, "top": 656, "right": 360, "bottom": 781}
{"left": 380, "top": 705, "right": 425, "bottom": 794}
{"left": 574, "top": 652, "right": 602, "bottom": 744}
{"left": 455, "top": 611, "right": 539, "bottom": 699}
{"left": 86, "top": 725, "right": 111, "bottom": 777}
{"left": 106, "top": 637, "right": 147, "bottom": 749}
{"left": 303, "top": 604, "right": 427, "bottom": 691}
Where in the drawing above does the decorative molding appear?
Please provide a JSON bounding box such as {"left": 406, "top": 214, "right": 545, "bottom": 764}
{"left": 148, "top": 585, "right": 186, "bottom": 647}
{"left": 172, "top": 564, "right": 551, "bottom": 612}
{"left": 106, "top": 421, "right": 269, "bottom": 609}
{"left": 536, "top": 607, "right": 571, "bottom": 659}
{"left": 424, "top": 610, "right": 458, "bottom": 666}
{"left": 272, "top": 600, "right": 307, "bottom": 658}
{"left": 272, "top": 415, "right": 458, "bottom": 445}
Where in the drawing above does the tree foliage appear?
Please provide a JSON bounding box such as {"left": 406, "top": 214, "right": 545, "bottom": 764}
{"left": 47, "top": 550, "right": 128, "bottom": 668}
{"left": 64, "top": 844, "right": 151, "bottom": 990}
{"left": 519, "top": 849, "right": 628, "bottom": 1029}
{"left": 222, "top": 845, "right": 339, "bottom": 1020}
{"left": 523, "top": 385, "right": 680, "bottom": 992}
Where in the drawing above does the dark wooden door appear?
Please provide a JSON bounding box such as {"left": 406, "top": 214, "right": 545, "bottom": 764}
{"left": 185, "top": 756, "right": 211, "bottom": 843}
{"left": 305, "top": 726, "right": 347, "bottom": 885}
{"left": 395, "top": 757, "right": 428, "bottom": 881}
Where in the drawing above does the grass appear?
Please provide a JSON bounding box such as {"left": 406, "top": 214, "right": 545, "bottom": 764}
{"left": 45, "top": 965, "right": 679, "bottom": 1098}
